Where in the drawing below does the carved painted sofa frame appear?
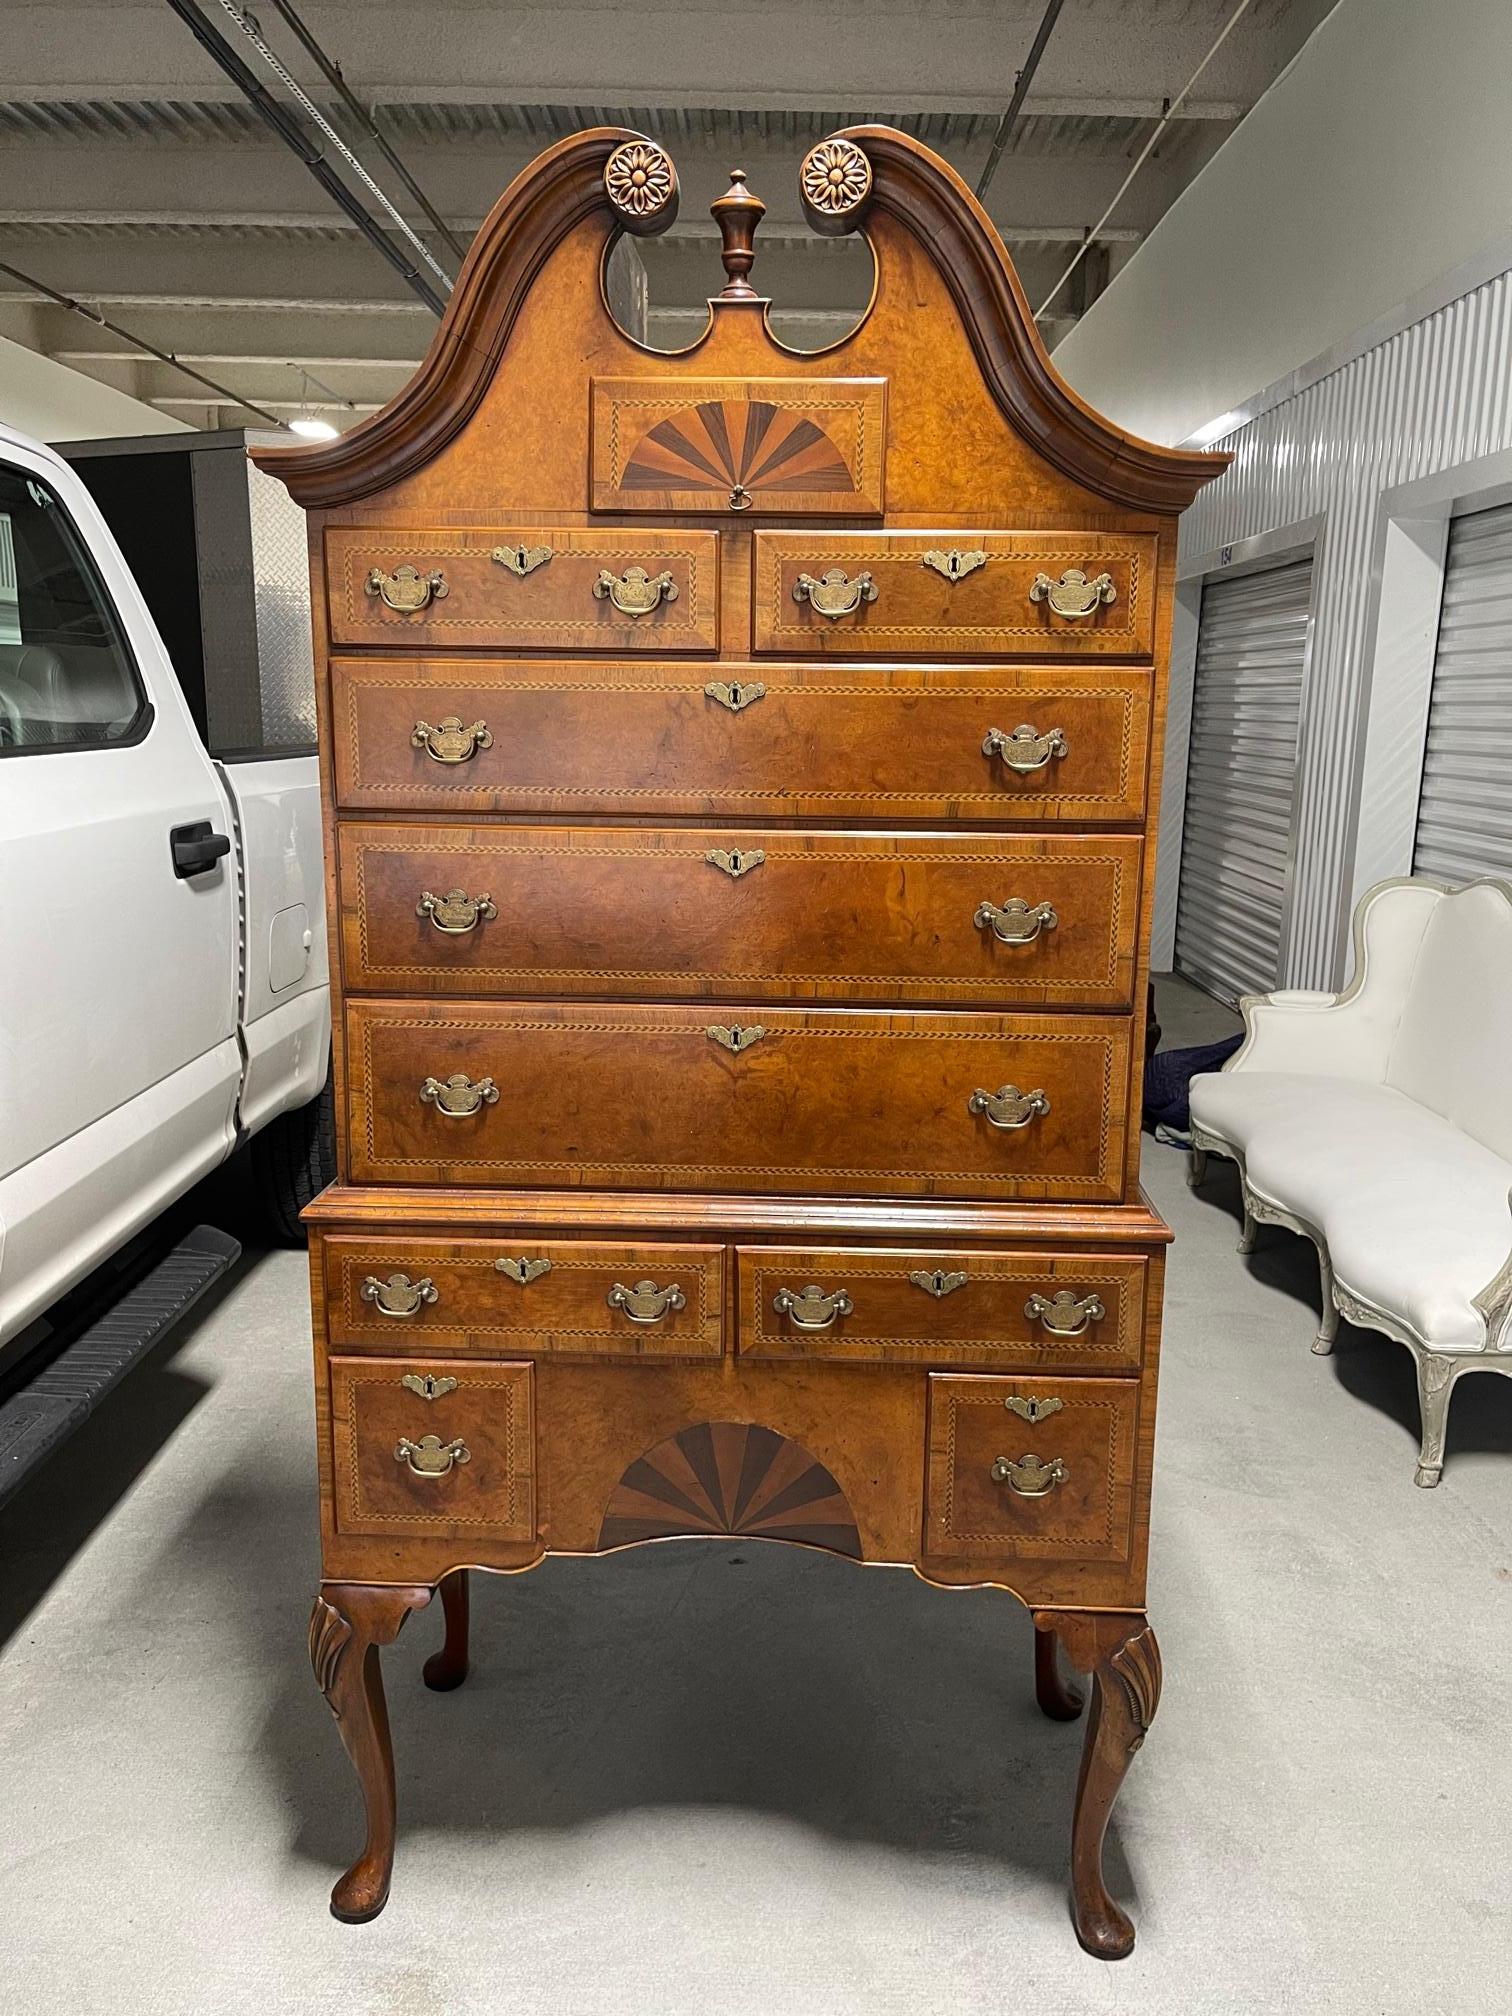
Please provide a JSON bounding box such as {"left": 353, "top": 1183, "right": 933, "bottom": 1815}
{"left": 1188, "top": 876, "right": 1512, "bottom": 1486}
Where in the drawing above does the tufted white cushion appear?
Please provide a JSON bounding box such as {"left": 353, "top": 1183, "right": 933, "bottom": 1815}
{"left": 1190, "top": 1068, "right": 1512, "bottom": 1348}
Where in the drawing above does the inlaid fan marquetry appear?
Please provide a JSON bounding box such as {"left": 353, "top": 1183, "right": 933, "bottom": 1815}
{"left": 590, "top": 376, "right": 886, "bottom": 514}
{"left": 598, "top": 1421, "right": 863, "bottom": 1557}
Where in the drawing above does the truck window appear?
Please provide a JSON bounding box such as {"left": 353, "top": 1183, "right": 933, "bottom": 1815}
{"left": 0, "top": 463, "right": 147, "bottom": 754}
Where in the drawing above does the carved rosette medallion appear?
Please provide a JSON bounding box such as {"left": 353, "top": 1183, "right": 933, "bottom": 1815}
{"left": 308, "top": 1594, "right": 352, "bottom": 1700}
{"left": 604, "top": 139, "right": 678, "bottom": 231}
{"left": 800, "top": 138, "right": 873, "bottom": 225}
{"left": 1109, "top": 1625, "right": 1163, "bottom": 1751}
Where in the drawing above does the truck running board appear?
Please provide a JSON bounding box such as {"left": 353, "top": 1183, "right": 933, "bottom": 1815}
{"left": 0, "top": 1225, "right": 241, "bottom": 1510}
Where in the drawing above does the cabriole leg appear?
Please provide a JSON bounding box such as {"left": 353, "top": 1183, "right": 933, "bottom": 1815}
{"left": 423, "top": 1570, "right": 471, "bottom": 1692}
{"left": 1312, "top": 1246, "right": 1340, "bottom": 1356}
{"left": 1237, "top": 1205, "right": 1257, "bottom": 1255}
{"left": 1187, "top": 1146, "right": 1208, "bottom": 1188}
{"left": 1037, "top": 1610, "right": 1162, "bottom": 1959}
{"left": 309, "top": 1582, "right": 432, "bottom": 1922}
{"left": 1413, "top": 1352, "right": 1458, "bottom": 1488}
{"left": 1033, "top": 1623, "right": 1084, "bottom": 1721}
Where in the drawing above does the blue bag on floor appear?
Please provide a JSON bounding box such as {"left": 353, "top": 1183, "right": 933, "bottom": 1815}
{"left": 1142, "top": 1035, "right": 1243, "bottom": 1138}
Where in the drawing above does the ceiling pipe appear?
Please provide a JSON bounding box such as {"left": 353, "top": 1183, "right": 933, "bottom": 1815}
{"left": 0, "top": 254, "right": 287, "bottom": 425}
{"left": 262, "top": 0, "right": 467, "bottom": 262}
{"left": 975, "top": 0, "right": 1067, "bottom": 199}
{"left": 160, "top": 0, "right": 448, "bottom": 315}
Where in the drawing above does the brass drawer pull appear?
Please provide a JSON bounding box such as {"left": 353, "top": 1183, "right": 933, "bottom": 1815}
{"left": 394, "top": 1434, "right": 470, "bottom": 1477}
{"left": 400, "top": 1372, "right": 457, "bottom": 1402}
{"left": 968, "top": 1084, "right": 1050, "bottom": 1130}
{"left": 411, "top": 716, "right": 492, "bottom": 765}
{"left": 772, "top": 1284, "right": 854, "bottom": 1330}
{"left": 367, "top": 563, "right": 447, "bottom": 612}
{"left": 704, "top": 679, "right": 766, "bottom": 713}
{"left": 595, "top": 565, "right": 678, "bottom": 616}
{"left": 792, "top": 567, "right": 877, "bottom": 619}
{"left": 360, "top": 1272, "right": 438, "bottom": 1319}
{"left": 910, "top": 1268, "right": 968, "bottom": 1298}
{"left": 416, "top": 889, "right": 497, "bottom": 935}
{"left": 607, "top": 1279, "right": 686, "bottom": 1324}
{"left": 1030, "top": 567, "right": 1116, "bottom": 619}
{"left": 991, "top": 1452, "right": 1067, "bottom": 1497}
{"left": 982, "top": 723, "right": 1068, "bottom": 774}
{"left": 495, "top": 1256, "right": 553, "bottom": 1285}
{"left": 1025, "top": 1289, "right": 1106, "bottom": 1336}
{"left": 491, "top": 542, "right": 552, "bottom": 577}
{"left": 975, "top": 897, "right": 1058, "bottom": 945}
{"left": 419, "top": 1072, "right": 499, "bottom": 1117}
{"left": 705, "top": 847, "right": 765, "bottom": 880}
{"left": 922, "top": 547, "right": 987, "bottom": 583}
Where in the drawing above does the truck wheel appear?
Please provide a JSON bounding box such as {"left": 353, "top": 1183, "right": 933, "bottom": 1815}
{"left": 250, "top": 1076, "right": 337, "bottom": 1246}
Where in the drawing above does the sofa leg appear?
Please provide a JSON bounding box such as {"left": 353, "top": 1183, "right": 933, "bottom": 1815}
{"left": 1187, "top": 1146, "right": 1208, "bottom": 1189}
{"left": 1413, "top": 1352, "right": 1458, "bottom": 1488}
{"left": 1312, "top": 1248, "right": 1339, "bottom": 1356}
{"left": 1237, "top": 1205, "right": 1257, "bottom": 1256}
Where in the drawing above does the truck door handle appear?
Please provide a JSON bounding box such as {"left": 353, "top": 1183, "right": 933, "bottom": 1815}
{"left": 170, "top": 820, "right": 232, "bottom": 879}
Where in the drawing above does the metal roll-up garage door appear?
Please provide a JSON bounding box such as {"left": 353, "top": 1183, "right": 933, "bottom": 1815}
{"left": 1174, "top": 557, "right": 1312, "bottom": 1003}
{"left": 1413, "top": 500, "right": 1512, "bottom": 883}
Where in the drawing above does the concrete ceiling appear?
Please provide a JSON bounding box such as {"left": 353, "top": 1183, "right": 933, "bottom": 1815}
{"left": 0, "top": 0, "right": 1338, "bottom": 433}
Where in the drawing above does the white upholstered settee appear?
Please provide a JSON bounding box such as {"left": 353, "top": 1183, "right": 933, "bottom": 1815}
{"left": 1188, "top": 876, "right": 1512, "bottom": 1487}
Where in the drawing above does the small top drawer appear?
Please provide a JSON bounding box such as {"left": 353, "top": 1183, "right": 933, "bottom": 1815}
{"left": 752, "top": 530, "right": 1156, "bottom": 659}
{"left": 738, "top": 1246, "right": 1145, "bottom": 1370}
{"left": 322, "top": 1234, "right": 724, "bottom": 1360}
{"left": 325, "top": 526, "right": 720, "bottom": 652}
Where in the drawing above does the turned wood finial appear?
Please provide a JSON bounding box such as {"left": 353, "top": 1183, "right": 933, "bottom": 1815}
{"left": 711, "top": 168, "right": 766, "bottom": 300}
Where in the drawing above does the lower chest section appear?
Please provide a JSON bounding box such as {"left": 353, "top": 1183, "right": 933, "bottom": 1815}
{"left": 314, "top": 1221, "right": 1162, "bottom": 1610}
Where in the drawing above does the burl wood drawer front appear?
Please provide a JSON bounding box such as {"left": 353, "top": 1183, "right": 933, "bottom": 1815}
{"left": 925, "top": 1374, "right": 1137, "bottom": 1564}
{"left": 323, "top": 527, "right": 719, "bottom": 652}
{"left": 345, "top": 1001, "right": 1131, "bottom": 1201}
{"left": 338, "top": 824, "right": 1143, "bottom": 1010}
{"left": 752, "top": 531, "right": 1157, "bottom": 659}
{"left": 330, "top": 660, "right": 1152, "bottom": 825}
{"left": 323, "top": 1235, "right": 723, "bottom": 1359}
{"left": 738, "top": 1247, "right": 1146, "bottom": 1370}
{"left": 329, "top": 1355, "right": 535, "bottom": 1540}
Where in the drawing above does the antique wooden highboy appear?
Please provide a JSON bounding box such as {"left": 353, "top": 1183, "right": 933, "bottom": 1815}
{"left": 256, "top": 126, "right": 1225, "bottom": 1957}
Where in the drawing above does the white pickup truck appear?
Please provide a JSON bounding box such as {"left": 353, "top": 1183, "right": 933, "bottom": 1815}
{"left": 0, "top": 420, "right": 331, "bottom": 1496}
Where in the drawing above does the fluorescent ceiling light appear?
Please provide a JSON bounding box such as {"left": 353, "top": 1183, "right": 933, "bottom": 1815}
{"left": 1188, "top": 410, "right": 1246, "bottom": 448}
{"left": 289, "top": 416, "right": 339, "bottom": 440}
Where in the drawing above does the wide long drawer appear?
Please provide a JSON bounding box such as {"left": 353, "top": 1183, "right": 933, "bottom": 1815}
{"left": 338, "top": 823, "right": 1143, "bottom": 1009}
{"left": 330, "top": 659, "right": 1152, "bottom": 824}
{"left": 324, "top": 526, "right": 720, "bottom": 652}
{"left": 752, "top": 530, "right": 1157, "bottom": 659}
{"left": 345, "top": 1000, "right": 1132, "bottom": 1201}
{"left": 738, "top": 1246, "right": 1145, "bottom": 1370}
{"left": 322, "top": 1234, "right": 724, "bottom": 1359}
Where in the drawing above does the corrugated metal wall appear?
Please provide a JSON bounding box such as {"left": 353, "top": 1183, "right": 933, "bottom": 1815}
{"left": 1174, "top": 264, "right": 1512, "bottom": 988}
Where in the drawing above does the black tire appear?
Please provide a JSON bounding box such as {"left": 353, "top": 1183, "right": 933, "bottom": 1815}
{"left": 249, "top": 1073, "right": 337, "bottom": 1245}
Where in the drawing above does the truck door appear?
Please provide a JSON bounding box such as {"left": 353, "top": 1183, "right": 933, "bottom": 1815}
{"left": 0, "top": 442, "right": 242, "bottom": 1341}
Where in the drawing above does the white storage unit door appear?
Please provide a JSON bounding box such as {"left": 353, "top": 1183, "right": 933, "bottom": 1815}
{"left": 1413, "top": 500, "right": 1512, "bottom": 883}
{"left": 1174, "top": 557, "right": 1312, "bottom": 1003}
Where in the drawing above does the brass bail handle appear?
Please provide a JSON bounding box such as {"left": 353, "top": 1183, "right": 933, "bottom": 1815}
{"left": 968, "top": 1085, "right": 1050, "bottom": 1131}
{"left": 772, "top": 1284, "right": 854, "bottom": 1330}
{"left": 607, "top": 1280, "right": 687, "bottom": 1325}
{"left": 594, "top": 566, "right": 678, "bottom": 616}
{"left": 419, "top": 1072, "right": 500, "bottom": 1117}
{"left": 417, "top": 889, "right": 497, "bottom": 935}
{"left": 975, "top": 898, "right": 1058, "bottom": 945}
{"left": 1025, "top": 1289, "right": 1106, "bottom": 1337}
{"left": 394, "top": 1434, "right": 470, "bottom": 1478}
{"left": 367, "top": 564, "right": 447, "bottom": 612}
{"left": 360, "top": 1272, "right": 438, "bottom": 1319}
{"left": 792, "top": 568, "right": 877, "bottom": 620}
{"left": 1030, "top": 568, "right": 1116, "bottom": 619}
{"left": 412, "top": 717, "right": 492, "bottom": 765}
{"left": 982, "top": 723, "right": 1068, "bottom": 775}
{"left": 990, "top": 1452, "right": 1068, "bottom": 1497}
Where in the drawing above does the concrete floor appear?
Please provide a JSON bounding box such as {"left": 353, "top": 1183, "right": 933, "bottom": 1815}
{"left": 2, "top": 978, "right": 1510, "bottom": 2014}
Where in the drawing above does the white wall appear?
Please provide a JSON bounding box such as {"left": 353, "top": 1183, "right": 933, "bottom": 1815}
{"left": 0, "top": 335, "right": 188, "bottom": 444}
{"left": 1054, "top": 0, "right": 1512, "bottom": 448}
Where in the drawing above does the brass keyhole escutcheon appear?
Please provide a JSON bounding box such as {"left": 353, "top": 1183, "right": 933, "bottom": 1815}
{"left": 491, "top": 542, "right": 552, "bottom": 577}
{"left": 921, "top": 547, "right": 987, "bottom": 583}
{"left": 704, "top": 680, "right": 766, "bottom": 713}
{"left": 705, "top": 847, "right": 766, "bottom": 880}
